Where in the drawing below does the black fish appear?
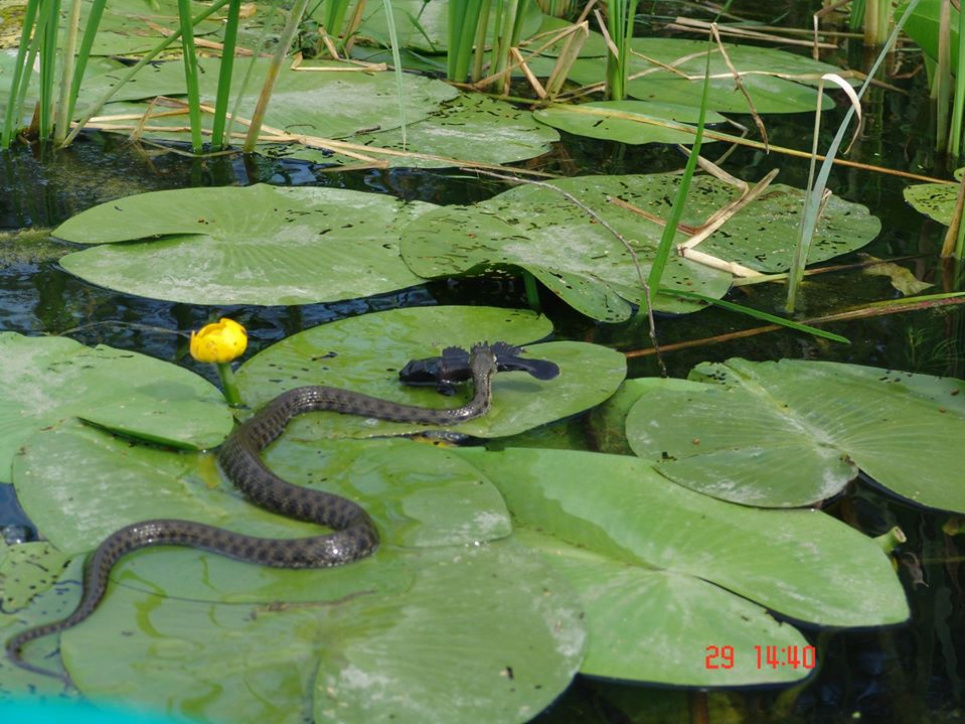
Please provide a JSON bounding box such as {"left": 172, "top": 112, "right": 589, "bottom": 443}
{"left": 400, "top": 341, "right": 560, "bottom": 396}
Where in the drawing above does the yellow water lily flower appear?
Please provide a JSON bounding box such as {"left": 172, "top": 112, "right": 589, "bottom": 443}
{"left": 190, "top": 318, "right": 248, "bottom": 364}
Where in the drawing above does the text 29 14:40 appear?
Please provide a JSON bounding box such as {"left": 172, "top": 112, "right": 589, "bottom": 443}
{"left": 705, "top": 645, "right": 817, "bottom": 670}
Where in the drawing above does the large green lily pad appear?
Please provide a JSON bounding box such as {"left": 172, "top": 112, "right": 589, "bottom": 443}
{"left": 56, "top": 184, "right": 431, "bottom": 306}
{"left": 0, "top": 332, "right": 231, "bottom": 480}
{"left": 287, "top": 93, "right": 560, "bottom": 168}
{"left": 626, "top": 359, "right": 965, "bottom": 510}
{"left": 458, "top": 446, "right": 909, "bottom": 685}
{"left": 58, "top": 541, "right": 582, "bottom": 724}
{"left": 13, "top": 421, "right": 510, "bottom": 558}
{"left": 400, "top": 174, "right": 877, "bottom": 322}
{"left": 533, "top": 100, "right": 727, "bottom": 145}
{"left": 7, "top": 418, "right": 583, "bottom": 721}
{"left": 565, "top": 37, "right": 853, "bottom": 113}
{"left": 234, "top": 306, "right": 625, "bottom": 439}
{"left": 83, "top": 57, "right": 458, "bottom": 139}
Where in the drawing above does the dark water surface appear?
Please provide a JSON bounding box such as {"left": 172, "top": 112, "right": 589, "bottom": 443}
{"left": 1, "top": 11, "right": 964, "bottom": 723}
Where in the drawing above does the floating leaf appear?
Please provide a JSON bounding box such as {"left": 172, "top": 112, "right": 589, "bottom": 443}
{"left": 234, "top": 306, "right": 625, "bottom": 439}
{"left": 289, "top": 94, "right": 560, "bottom": 168}
{"left": 58, "top": 541, "right": 583, "bottom": 724}
{"left": 534, "top": 101, "right": 726, "bottom": 145}
{"left": 626, "top": 359, "right": 965, "bottom": 511}
{"left": 902, "top": 174, "right": 961, "bottom": 226}
{"left": 57, "top": 185, "right": 430, "bottom": 306}
{"left": 458, "top": 447, "right": 907, "bottom": 685}
{"left": 13, "top": 421, "right": 510, "bottom": 557}
{"left": 566, "top": 38, "right": 850, "bottom": 113}
{"left": 401, "top": 174, "right": 877, "bottom": 321}
{"left": 0, "top": 333, "right": 231, "bottom": 479}
{"left": 85, "top": 58, "right": 458, "bottom": 140}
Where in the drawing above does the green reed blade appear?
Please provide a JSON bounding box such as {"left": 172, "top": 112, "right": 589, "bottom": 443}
{"left": 64, "top": 0, "right": 107, "bottom": 131}
{"left": 244, "top": 0, "right": 311, "bottom": 151}
{"left": 951, "top": 7, "right": 965, "bottom": 158}
{"left": 38, "top": 0, "right": 61, "bottom": 140}
{"left": 786, "top": 0, "right": 921, "bottom": 312}
{"left": 177, "top": 0, "right": 204, "bottom": 151}
{"left": 54, "top": 0, "right": 82, "bottom": 144}
{"left": 663, "top": 289, "right": 851, "bottom": 345}
{"left": 65, "top": 0, "right": 232, "bottom": 147}
{"left": 1, "top": 0, "right": 41, "bottom": 147}
{"left": 381, "top": 0, "right": 407, "bottom": 147}
{"left": 646, "top": 41, "right": 711, "bottom": 293}
{"left": 604, "top": 0, "right": 632, "bottom": 101}
{"left": 211, "top": 0, "right": 241, "bottom": 149}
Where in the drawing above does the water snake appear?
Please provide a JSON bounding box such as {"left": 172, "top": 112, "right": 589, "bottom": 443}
{"left": 5, "top": 342, "right": 502, "bottom": 682}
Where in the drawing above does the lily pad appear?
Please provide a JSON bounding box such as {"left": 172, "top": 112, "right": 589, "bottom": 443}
{"left": 401, "top": 174, "right": 877, "bottom": 321}
{"left": 289, "top": 94, "right": 560, "bottom": 168}
{"left": 0, "top": 332, "right": 231, "bottom": 480}
{"left": 234, "top": 306, "right": 626, "bottom": 438}
{"left": 84, "top": 57, "right": 458, "bottom": 141}
{"left": 626, "top": 359, "right": 965, "bottom": 511}
{"left": 12, "top": 420, "right": 510, "bottom": 557}
{"left": 56, "top": 184, "right": 431, "bottom": 306}
{"left": 902, "top": 170, "right": 962, "bottom": 225}
{"left": 565, "top": 37, "right": 850, "bottom": 113}
{"left": 458, "top": 447, "right": 909, "bottom": 684}
{"left": 534, "top": 100, "right": 726, "bottom": 145}
{"left": 58, "top": 541, "right": 583, "bottom": 724}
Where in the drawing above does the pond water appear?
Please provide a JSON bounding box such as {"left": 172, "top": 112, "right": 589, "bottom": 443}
{"left": 1, "top": 6, "right": 964, "bottom": 724}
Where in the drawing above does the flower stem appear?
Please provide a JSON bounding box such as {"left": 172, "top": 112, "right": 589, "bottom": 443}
{"left": 216, "top": 362, "right": 243, "bottom": 407}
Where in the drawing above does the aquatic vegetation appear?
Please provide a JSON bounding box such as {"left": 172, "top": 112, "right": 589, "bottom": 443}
{"left": 1, "top": 1, "right": 961, "bottom": 720}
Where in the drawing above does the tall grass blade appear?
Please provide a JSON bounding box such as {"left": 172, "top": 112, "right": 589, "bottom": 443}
{"left": 952, "top": 6, "right": 965, "bottom": 156}
{"left": 786, "top": 0, "right": 921, "bottom": 312}
{"left": 38, "top": 0, "right": 61, "bottom": 140}
{"left": 244, "top": 0, "right": 311, "bottom": 151}
{"left": 65, "top": 0, "right": 232, "bottom": 146}
{"left": 381, "top": 0, "right": 407, "bottom": 147}
{"left": 54, "top": 0, "right": 82, "bottom": 144}
{"left": 1, "top": 0, "right": 41, "bottom": 147}
{"left": 177, "top": 0, "right": 204, "bottom": 151}
{"left": 664, "top": 289, "right": 850, "bottom": 344}
{"left": 647, "top": 39, "right": 712, "bottom": 293}
{"left": 211, "top": 0, "right": 242, "bottom": 149}
{"left": 64, "top": 0, "right": 107, "bottom": 131}
{"left": 604, "top": 0, "right": 632, "bottom": 100}
{"left": 449, "top": 0, "right": 485, "bottom": 81}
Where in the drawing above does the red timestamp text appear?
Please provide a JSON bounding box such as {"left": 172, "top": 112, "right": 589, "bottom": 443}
{"left": 704, "top": 644, "right": 817, "bottom": 670}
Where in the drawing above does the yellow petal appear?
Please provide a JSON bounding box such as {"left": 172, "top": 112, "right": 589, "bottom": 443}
{"left": 189, "top": 318, "right": 248, "bottom": 364}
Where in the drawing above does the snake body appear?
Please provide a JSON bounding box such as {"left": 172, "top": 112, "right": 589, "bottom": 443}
{"left": 5, "top": 344, "right": 498, "bottom": 681}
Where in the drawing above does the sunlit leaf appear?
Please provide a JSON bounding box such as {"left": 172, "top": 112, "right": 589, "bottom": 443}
{"left": 626, "top": 359, "right": 965, "bottom": 511}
